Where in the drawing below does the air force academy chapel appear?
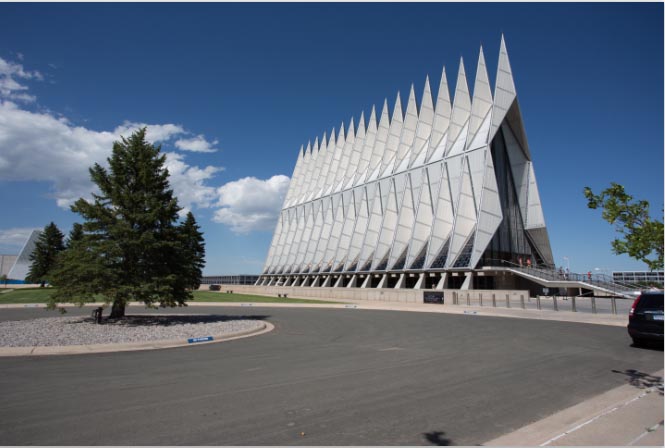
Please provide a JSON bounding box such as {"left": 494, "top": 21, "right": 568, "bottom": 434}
{"left": 259, "top": 37, "right": 554, "bottom": 291}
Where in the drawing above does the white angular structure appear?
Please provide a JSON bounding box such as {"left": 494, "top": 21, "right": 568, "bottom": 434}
{"left": 260, "top": 37, "right": 554, "bottom": 290}
{"left": 7, "top": 230, "right": 40, "bottom": 281}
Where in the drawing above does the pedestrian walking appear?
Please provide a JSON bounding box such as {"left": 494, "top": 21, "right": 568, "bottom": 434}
{"left": 518, "top": 256, "right": 523, "bottom": 267}
{"left": 587, "top": 271, "right": 592, "bottom": 281}
{"left": 526, "top": 258, "right": 532, "bottom": 268}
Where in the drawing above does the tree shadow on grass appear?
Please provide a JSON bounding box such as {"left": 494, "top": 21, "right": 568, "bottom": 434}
{"left": 611, "top": 369, "right": 664, "bottom": 395}
{"left": 77, "top": 315, "right": 270, "bottom": 327}
{"left": 423, "top": 431, "right": 453, "bottom": 446}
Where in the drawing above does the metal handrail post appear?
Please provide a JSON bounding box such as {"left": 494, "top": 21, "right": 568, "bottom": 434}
{"left": 591, "top": 297, "right": 597, "bottom": 314}
{"left": 571, "top": 296, "right": 576, "bottom": 312}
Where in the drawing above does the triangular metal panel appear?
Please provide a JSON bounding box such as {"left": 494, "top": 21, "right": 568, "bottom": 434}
{"left": 466, "top": 46, "right": 493, "bottom": 150}
{"left": 427, "top": 67, "right": 451, "bottom": 161}
{"left": 409, "top": 76, "right": 435, "bottom": 167}
{"left": 526, "top": 227, "right": 555, "bottom": 267}
{"left": 353, "top": 106, "right": 378, "bottom": 187}
{"left": 446, "top": 158, "right": 477, "bottom": 268}
{"left": 332, "top": 189, "right": 357, "bottom": 271}
{"left": 526, "top": 162, "right": 546, "bottom": 229}
{"left": 372, "top": 175, "right": 403, "bottom": 271}
{"left": 345, "top": 184, "right": 372, "bottom": 271}
{"left": 389, "top": 173, "right": 418, "bottom": 270}
{"left": 466, "top": 147, "right": 486, "bottom": 213}
{"left": 445, "top": 59, "right": 471, "bottom": 157}
{"left": 470, "top": 149, "right": 503, "bottom": 268}
{"left": 425, "top": 163, "right": 454, "bottom": 268}
{"left": 489, "top": 35, "right": 517, "bottom": 142}
{"left": 394, "top": 84, "right": 419, "bottom": 171}
{"left": 405, "top": 167, "right": 434, "bottom": 269}
{"left": 503, "top": 122, "right": 529, "bottom": 221}
{"left": 380, "top": 93, "right": 404, "bottom": 175}
{"left": 356, "top": 181, "right": 384, "bottom": 272}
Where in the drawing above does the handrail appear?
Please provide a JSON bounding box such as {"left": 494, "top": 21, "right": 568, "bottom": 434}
{"left": 481, "top": 258, "right": 638, "bottom": 296}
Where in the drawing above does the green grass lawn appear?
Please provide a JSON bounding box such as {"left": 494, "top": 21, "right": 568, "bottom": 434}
{"left": 0, "top": 287, "right": 339, "bottom": 305}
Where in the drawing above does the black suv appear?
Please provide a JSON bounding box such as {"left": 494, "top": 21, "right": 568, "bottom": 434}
{"left": 627, "top": 290, "right": 663, "bottom": 346}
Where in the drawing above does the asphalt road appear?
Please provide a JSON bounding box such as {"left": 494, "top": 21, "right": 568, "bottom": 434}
{"left": 0, "top": 305, "right": 661, "bottom": 445}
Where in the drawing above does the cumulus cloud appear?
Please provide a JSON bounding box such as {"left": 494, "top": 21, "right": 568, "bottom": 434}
{"left": 0, "top": 56, "right": 42, "bottom": 103}
{"left": 0, "top": 227, "right": 40, "bottom": 252}
{"left": 175, "top": 135, "right": 219, "bottom": 153}
{"left": 0, "top": 100, "right": 222, "bottom": 210}
{"left": 213, "top": 175, "right": 290, "bottom": 234}
{"left": 114, "top": 121, "right": 185, "bottom": 143}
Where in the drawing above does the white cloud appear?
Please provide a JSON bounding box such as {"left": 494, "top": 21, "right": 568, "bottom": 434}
{"left": 0, "top": 56, "right": 42, "bottom": 103}
{"left": 0, "top": 227, "right": 39, "bottom": 252}
{"left": 0, "top": 100, "right": 222, "bottom": 211}
{"left": 213, "top": 175, "right": 290, "bottom": 234}
{"left": 175, "top": 135, "right": 219, "bottom": 153}
{"left": 114, "top": 121, "right": 185, "bottom": 143}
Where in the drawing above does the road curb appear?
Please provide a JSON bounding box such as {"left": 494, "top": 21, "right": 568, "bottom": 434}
{"left": 0, "top": 321, "right": 274, "bottom": 357}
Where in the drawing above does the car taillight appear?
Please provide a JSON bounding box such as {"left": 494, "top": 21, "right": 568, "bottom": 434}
{"left": 629, "top": 295, "right": 641, "bottom": 317}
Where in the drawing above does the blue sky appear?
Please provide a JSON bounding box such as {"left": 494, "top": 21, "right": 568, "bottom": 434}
{"left": 0, "top": 2, "right": 662, "bottom": 275}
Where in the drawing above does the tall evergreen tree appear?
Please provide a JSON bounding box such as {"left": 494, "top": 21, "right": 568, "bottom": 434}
{"left": 67, "top": 223, "right": 84, "bottom": 248}
{"left": 51, "top": 128, "right": 195, "bottom": 318}
{"left": 181, "top": 211, "right": 205, "bottom": 290}
{"left": 26, "top": 222, "right": 65, "bottom": 285}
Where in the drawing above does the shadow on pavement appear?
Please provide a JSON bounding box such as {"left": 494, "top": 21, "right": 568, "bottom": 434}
{"left": 611, "top": 368, "right": 664, "bottom": 395}
{"left": 71, "top": 314, "right": 271, "bottom": 327}
{"left": 423, "top": 431, "right": 453, "bottom": 446}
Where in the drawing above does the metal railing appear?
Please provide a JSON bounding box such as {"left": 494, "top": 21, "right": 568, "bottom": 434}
{"left": 481, "top": 259, "right": 641, "bottom": 297}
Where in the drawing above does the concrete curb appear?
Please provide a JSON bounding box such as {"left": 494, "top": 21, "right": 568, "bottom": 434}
{"left": 0, "top": 321, "right": 274, "bottom": 357}
{"left": 484, "top": 369, "right": 664, "bottom": 446}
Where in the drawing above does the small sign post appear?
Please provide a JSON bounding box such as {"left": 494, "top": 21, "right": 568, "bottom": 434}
{"left": 188, "top": 336, "right": 214, "bottom": 344}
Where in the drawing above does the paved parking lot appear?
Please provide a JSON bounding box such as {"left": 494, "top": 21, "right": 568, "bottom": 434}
{"left": 0, "top": 305, "right": 661, "bottom": 445}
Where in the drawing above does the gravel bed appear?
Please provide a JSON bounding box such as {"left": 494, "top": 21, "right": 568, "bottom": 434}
{"left": 0, "top": 315, "right": 265, "bottom": 347}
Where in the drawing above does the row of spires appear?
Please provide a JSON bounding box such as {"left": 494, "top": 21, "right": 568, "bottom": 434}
{"left": 282, "top": 35, "right": 518, "bottom": 209}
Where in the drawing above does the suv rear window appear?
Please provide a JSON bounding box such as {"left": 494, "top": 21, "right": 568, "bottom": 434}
{"left": 637, "top": 294, "right": 664, "bottom": 310}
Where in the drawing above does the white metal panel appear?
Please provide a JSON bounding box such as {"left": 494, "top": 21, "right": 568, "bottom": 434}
{"left": 368, "top": 100, "right": 391, "bottom": 180}
{"left": 353, "top": 106, "right": 378, "bottom": 187}
{"left": 332, "top": 189, "right": 357, "bottom": 271}
{"left": 372, "top": 175, "right": 403, "bottom": 271}
{"left": 356, "top": 181, "right": 384, "bottom": 271}
{"left": 405, "top": 167, "right": 434, "bottom": 269}
{"left": 503, "top": 122, "right": 529, "bottom": 221}
{"left": 446, "top": 121, "right": 469, "bottom": 158}
{"left": 302, "top": 198, "right": 326, "bottom": 272}
{"left": 489, "top": 35, "right": 517, "bottom": 142}
{"left": 283, "top": 204, "right": 307, "bottom": 273}
{"left": 409, "top": 76, "right": 435, "bottom": 167}
{"left": 321, "top": 192, "right": 345, "bottom": 271}
{"left": 466, "top": 46, "right": 493, "bottom": 150}
{"left": 466, "top": 147, "right": 486, "bottom": 213}
{"left": 427, "top": 67, "right": 451, "bottom": 161}
{"left": 345, "top": 184, "right": 372, "bottom": 271}
{"left": 470, "top": 149, "right": 503, "bottom": 267}
{"left": 425, "top": 162, "right": 454, "bottom": 268}
{"left": 388, "top": 172, "right": 418, "bottom": 270}
{"left": 394, "top": 84, "right": 419, "bottom": 171}
{"left": 526, "top": 162, "right": 546, "bottom": 229}
{"left": 343, "top": 112, "right": 366, "bottom": 190}
{"left": 467, "top": 109, "right": 492, "bottom": 151}
{"left": 446, "top": 158, "right": 477, "bottom": 268}
{"left": 293, "top": 202, "right": 316, "bottom": 273}
{"left": 379, "top": 93, "right": 403, "bottom": 175}
{"left": 445, "top": 58, "right": 471, "bottom": 157}
{"left": 333, "top": 119, "right": 355, "bottom": 193}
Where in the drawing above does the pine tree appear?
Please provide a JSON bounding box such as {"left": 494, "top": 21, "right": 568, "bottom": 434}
{"left": 51, "top": 128, "right": 196, "bottom": 318}
{"left": 26, "top": 222, "right": 65, "bottom": 285}
{"left": 67, "top": 223, "right": 84, "bottom": 248}
{"left": 181, "top": 212, "right": 205, "bottom": 290}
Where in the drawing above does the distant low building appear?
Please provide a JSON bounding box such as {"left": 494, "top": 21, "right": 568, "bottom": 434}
{"left": 613, "top": 271, "right": 664, "bottom": 286}
{"left": 202, "top": 275, "right": 260, "bottom": 286}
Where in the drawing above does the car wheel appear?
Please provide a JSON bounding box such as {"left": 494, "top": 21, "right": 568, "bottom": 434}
{"left": 632, "top": 337, "right": 644, "bottom": 347}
